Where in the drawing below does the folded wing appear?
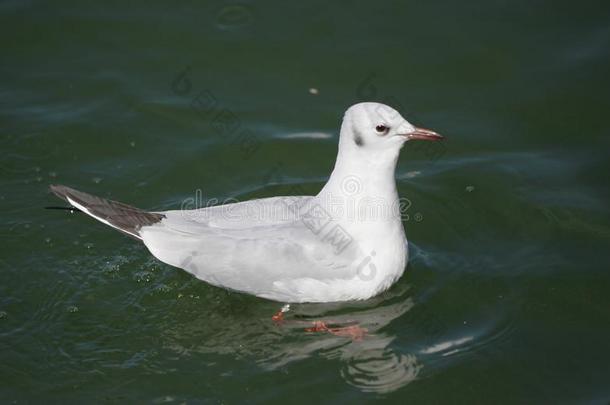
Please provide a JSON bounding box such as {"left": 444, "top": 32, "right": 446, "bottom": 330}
{"left": 141, "top": 199, "right": 364, "bottom": 302}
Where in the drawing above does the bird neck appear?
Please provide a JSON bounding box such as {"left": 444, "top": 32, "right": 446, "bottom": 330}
{"left": 316, "top": 139, "right": 402, "bottom": 225}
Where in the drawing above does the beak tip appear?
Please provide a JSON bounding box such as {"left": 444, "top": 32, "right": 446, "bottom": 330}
{"left": 407, "top": 127, "right": 444, "bottom": 141}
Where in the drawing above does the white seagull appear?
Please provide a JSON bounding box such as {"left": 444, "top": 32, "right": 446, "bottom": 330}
{"left": 50, "top": 102, "right": 443, "bottom": 306}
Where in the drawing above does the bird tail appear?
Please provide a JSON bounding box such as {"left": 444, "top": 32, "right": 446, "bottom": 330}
{"left": 49, "top": 184, "right": 165, "bottom": 240}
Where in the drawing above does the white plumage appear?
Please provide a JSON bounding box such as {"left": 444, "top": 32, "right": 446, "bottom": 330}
{"left": 51, "top": 102, "right": 443, "bottom": 303}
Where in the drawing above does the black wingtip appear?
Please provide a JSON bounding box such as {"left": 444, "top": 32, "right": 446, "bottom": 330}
{"left": 48, "top": 185, "right": 81, "bottom": 212}
{"left": 46, "top": 184, "right": 164, "bottom": 241}
{"left": 44, "top": 205, "right": 82, "bottom": 212}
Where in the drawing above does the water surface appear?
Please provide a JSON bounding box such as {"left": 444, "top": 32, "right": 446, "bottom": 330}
{"left": 1, "top": 1, "right": 610, "bottom": 402}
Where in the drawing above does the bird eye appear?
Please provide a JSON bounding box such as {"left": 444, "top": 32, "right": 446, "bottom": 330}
{"left": 375, "top": 124, "right": 389, "bottom": 135}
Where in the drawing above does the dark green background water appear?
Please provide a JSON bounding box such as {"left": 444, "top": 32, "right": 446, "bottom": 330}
{"left": 2, "top": 1, "right": 610, "bottom": 403}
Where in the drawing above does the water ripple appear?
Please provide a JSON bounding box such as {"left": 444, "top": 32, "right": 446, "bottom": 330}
{"left": 341, "top": 347, "right": 421, "bottom": 394}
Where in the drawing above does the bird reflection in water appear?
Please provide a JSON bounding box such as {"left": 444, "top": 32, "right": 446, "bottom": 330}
{"left": 162, "top": 283, "right": 423, "bottom": 393}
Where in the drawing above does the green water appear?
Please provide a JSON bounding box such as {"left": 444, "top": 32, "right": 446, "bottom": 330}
{"left": 2, "top": 1, "right": 610, "bottom": 402}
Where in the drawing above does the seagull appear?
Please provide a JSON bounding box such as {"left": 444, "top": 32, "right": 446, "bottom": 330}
{"left": 50, "top": 102, "right": 443, "bottom": 313}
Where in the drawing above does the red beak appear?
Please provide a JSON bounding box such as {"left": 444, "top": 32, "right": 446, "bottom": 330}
{"left": 406, "top": 127, "right": 444, "bottom": 141}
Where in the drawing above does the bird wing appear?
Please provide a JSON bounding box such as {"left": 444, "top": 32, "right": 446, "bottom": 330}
{"left": 172, "top": 195, "right": 314, "bottom": 229}
{"left": 141, "top": 197, "right": 366, "bottom": 302}
{"left": 49, "top": 184, "right": 164, "bottom": 240}
{"left": 48, "top": 186, "right": 368, "bottom": 302}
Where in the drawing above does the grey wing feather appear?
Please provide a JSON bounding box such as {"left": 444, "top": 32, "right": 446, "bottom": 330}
{"left": 49, "top": 184, "right": 164, "bottom": 240}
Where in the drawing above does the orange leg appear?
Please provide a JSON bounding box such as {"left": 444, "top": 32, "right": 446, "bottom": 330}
{"left": 306, "top": 321, "right": 368, "bottom": 341}
{"left": 271, "top": 304, "right": 290, "bottom": 324}
{"left": 272, "top": 305, "right": 367, "bottom": 341}
{"left": 304, "top": 320, "right": 329, "bottom": 332}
